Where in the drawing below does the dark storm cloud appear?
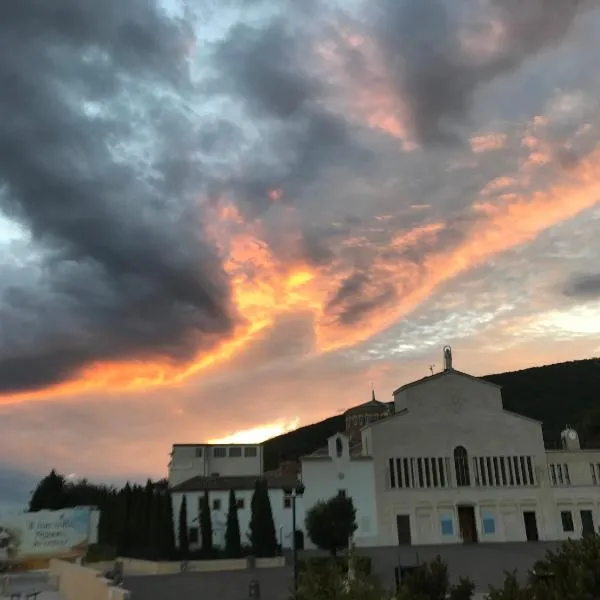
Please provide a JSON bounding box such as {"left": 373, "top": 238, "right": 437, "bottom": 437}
{"left": 374, "top": 0, "right": 586, "bottom": 143}
{"left": 0, "top": 0, "right": 235, "bottom": 393}
{"left": 563, "top": 273, "right": 600, "bottom": 299}
{"left": 326, "top": 271, "right": 396, "bottom": 326}
{"left": 212, "top": 20, "right": 368, "bottom": 213}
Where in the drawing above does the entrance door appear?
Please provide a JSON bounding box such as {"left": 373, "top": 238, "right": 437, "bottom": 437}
{"left": 523, "top": 511, "right": 539, "bottom": 541}
{"left": 396, "top": 514, "right": 412, "bottom": 545}
{"left": 580, "top": 510, "right": 595, "bottom": 536}
{"left": 457, "top": 506, "right": 478, "bottom": 543}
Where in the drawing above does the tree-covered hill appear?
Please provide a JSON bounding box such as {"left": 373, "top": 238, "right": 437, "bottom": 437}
{"left": 263, "top": 357, "right": 600, "bottom": 469}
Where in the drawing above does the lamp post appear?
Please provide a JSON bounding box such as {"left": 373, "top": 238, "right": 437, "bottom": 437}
{"left": 285, "top": 482, "right": 305, "bottom": 599}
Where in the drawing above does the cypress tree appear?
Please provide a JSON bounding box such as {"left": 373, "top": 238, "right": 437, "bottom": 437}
{"left": 178, "top": 496, "right": 189, "bottom": 558}
{"left": 199, "top": 490, "right": 213, "bottom": 556}
{"left": 248, "top": 479, "right": 278, "bottom": 557}
{"left": 225, "top": 490, "right": 242, "bottom": 558}
{"left": 160, "top": 491, "right": 176, "bottom": 560}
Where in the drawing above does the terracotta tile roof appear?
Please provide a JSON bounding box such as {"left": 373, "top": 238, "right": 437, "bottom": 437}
{"left": 169, "top": 474, "right": 299, "bottom": 493}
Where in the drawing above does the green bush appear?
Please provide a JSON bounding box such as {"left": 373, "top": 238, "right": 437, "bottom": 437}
{"left": 396, "top": 556, "right": 474, "bottom": 600}
{"left": 298, "top": 555, "right": 372, "bottom": 577}
{"left": 296, "top": 560, "right": 384, "bottom": 600}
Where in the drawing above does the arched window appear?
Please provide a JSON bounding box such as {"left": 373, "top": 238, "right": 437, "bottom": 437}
{"left": 336, "top": 437, "right": 343, "bottom": 457}
{"left": 454, "top": 446, "right": 470, "bottom": 487}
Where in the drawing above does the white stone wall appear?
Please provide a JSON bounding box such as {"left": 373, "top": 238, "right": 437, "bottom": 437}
{"left": 171, "top": 487, "right": 297, "bottom": 550}
{"left": 299, "top": 434, "right": 378, "bottom": 548}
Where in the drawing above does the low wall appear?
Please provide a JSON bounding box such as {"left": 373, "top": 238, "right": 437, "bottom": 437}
{"left": 112, "top": 555, "right": 286, "bottom": 575}
{"left": 50, "top": 559, "right": 131, "bottom": 600}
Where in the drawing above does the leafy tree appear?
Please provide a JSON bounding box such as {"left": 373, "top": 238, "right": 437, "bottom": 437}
{"left": 178, "top": 496, "right": 189, "bottom": 558}
{"left": 305, "top": 493, "right": 357, "bottom": 557}
{"left": 199, "top": 490, "right": 213, "bottom": 555}
{"left": 225, "top": 490, "right": 242, "bottom": 558}
{"left": 29, "top": 469, "right": 66, "bottom": 511}
{"left": 248, "top": 478, "right": 278, "bottom": 557}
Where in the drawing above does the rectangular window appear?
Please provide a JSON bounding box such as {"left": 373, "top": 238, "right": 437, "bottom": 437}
{"left": 500, "top": 457, "right": 507, "bottom": 486}
{"left": 472, "top": 457, "right": 480, "bottom": 486}
{"left": 338, "top": 489, "right": 346, "bottom": 497}
{"left": 417, "top": 458, "right": 424, "bottom": 488}
{"left": 486, "top": 457, "right": 494, "bottom": 486}
{"left": 213, "top": 447, "right": 227, "bottom": 458}
{"left": 550, "top": 464, "right": 557, "bottom": 486}
{"left": 557, "top": 464, "right": 564, "bottom": 485}
{"left": 561, "top": 511, "right": 574, "bottom": 532}
{"left": 396, "top": 458, "right": 404, "bottom": 488}
{"left": 493, "top": 457, "right": 500, "bottom": 486}
{"left": 432, "top": 458, "right": 439, "bottom": 487}
{"left": 438, "top": 458, "right": 446, "bottom": 487}
{"left": 482, "top": 516, "right": 496, "bottom": 535}
{"left": 229, "top": 447, "right": 242, "bottom": 457}
{"left": 195, "top": 447, "right": 203, "bottom": 458}
{"left": 507, "top": 458, "right": 514, "bottom": 486}
{"left": 440, "top": 517, "right": 453, "bottom": 536}
{"left": 591, "top": 463, "right": 597, "bottom": 485}
{"left": 236, "top": 498, "right": 245, "bottom": 509}
{"left": 519, "top": 456, "right": 528, "bottom": 485}
{"left": 212, "top": 499, "right": 221, "bottom": 511}
{"left": 526, "top": 457, "right": 535, "bottom": 485}
{"left": 479, "top": 457, "right": 487, "bottom": 486}
{"left": 564, "top": 464, "right": 571, "bottom": 486}
{"left": 283, "top": 496, "right": 292, "bottom": 509}
{"left": 411, "top": 458, "right": 416, "bottom": 488}
{"left": 424, "top": 458, "right": 431, "bottom": 488}
{"left": 244, "top": 446, "right": 258, "bottom": 457}
{"left": 389, "top": 458, "right": 396, "bottom": 488}
{"left": 513, "top": 457, "right": 521, "bottom": 485}
{"left": 189, "top": 527, "right": 199, "bottom": 544}
{"left": 404, "top": 458, "right": 411, "bottom": 488}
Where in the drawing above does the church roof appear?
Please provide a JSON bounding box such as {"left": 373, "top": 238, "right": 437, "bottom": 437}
{"left": 344, "top": 390, "right": 388, "bottom": 414}
{"left": 392, "top": 368, "right": 501, "bottom": 395}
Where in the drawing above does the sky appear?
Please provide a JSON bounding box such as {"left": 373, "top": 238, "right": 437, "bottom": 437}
{"left": 1, "top": 0, "right": 600, "bottom": 504}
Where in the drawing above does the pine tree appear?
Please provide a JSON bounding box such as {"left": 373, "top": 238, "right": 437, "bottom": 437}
{"left": 225, "top": 490, "right": 242, "bottom": 558}
{"left": 248, "top": 479, "right": 278, "bottom": 557}
{"left": 178, "top": 496, "right": 189, "bottom": 558}
{"left": 199, "top": 490, "right": 213, "bottom": 556}
{"left": 29, "top": 469, "right": 66, "bottom": 511}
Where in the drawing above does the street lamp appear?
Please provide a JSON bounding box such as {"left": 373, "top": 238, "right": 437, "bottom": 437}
{"left": 284, "top": 482, "right": 305, "bottom": 598}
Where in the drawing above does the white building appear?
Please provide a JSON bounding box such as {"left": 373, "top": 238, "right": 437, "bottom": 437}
{"left": 300, "top": 346, "right": 600, "bottom": 547}
{"left": 168, "top": 442, "right": 302, "bottom": 550}
{"left": 299, "top": 433, "right": 378, "bottom": 548}
{"left": 168, "top": 443, "right": 264, "bottom": 487}
{"left": 170, "top": 474, "right": 300, "bottom": 550}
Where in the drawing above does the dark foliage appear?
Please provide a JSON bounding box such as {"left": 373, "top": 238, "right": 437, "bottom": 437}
{"left": 199, "top": 490, "right": 213, "bottom": 556}
{"left": 305, "top": 492, "right": 357, "bottom": 557}
{"left": 225, "top": 489, "right": 242, "bottom": 558}
{"left": 248, "top": 478, "right": 278, "bottom": 557}
{"left": 178, "top": 496, "right": 189, "bottom": 558}
{"left": 28, "top": 471, "right": 176, "bottom": 560}
{"left": 397, "top": 556, "right": 474, "bottom": 600}
{"left": 263, "top": 358, "right": 600, "bottom": 468}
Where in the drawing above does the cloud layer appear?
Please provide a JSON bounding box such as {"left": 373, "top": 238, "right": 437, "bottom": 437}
{"left": 0, "top": 0, "right": 600, "bottom": 492}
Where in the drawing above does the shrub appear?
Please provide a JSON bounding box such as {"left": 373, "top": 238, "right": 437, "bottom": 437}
{"left": 298, "top": 555, "right": 372, "bottom": 577}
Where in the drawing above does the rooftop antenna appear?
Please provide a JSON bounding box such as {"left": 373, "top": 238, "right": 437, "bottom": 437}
{"left": 429, "top": 364, "right": 435, "bottom": 375}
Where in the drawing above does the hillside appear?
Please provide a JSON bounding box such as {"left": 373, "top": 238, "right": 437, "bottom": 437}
{"left": 263, "top": 357, "right": 600, "bottom": 470}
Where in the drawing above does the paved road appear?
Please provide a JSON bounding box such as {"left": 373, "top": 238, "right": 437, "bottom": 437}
{"left": 1, "top": 572, "right": 63, "bottom": 599}
{"left": 125, "top": 567, "right": 293, "bottom": 600}
{"left": 124, "top": 542, "right": 561, "bottom": 599}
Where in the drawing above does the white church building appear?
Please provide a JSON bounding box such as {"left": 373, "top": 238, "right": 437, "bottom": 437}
{"left": 299, "top": 346, "right": 600, "bottom": 548}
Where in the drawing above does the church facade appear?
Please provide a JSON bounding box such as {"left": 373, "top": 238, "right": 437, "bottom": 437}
{"left": 300, "top": 347, "right": 600, "bottom": 547}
